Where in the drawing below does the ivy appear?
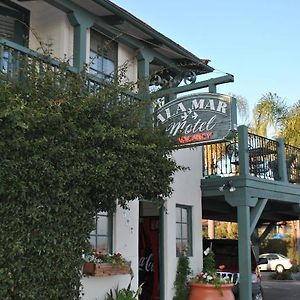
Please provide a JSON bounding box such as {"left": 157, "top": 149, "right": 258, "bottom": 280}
{"left": 0, "top": 61, "right": 180, "bottom": 299}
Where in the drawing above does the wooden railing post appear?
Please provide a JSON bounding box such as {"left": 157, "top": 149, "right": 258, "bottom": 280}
{"left": 238, "top": 125, "right": 250, "bottom": 177}
{"left": 276, "top": 138, "right": 288, "bottom": 182}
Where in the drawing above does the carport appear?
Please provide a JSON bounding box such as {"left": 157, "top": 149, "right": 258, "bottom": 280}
{"left": 201, "top": 125, "right": 300, "bottom": 300}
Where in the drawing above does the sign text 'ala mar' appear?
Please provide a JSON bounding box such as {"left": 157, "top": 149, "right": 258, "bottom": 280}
{"left": 155, "top": 93, "right": 237, "bottom": 147}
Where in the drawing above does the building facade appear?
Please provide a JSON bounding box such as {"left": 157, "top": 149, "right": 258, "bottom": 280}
{"left": 0, "top": 1, "right": 219, "bottom": 299}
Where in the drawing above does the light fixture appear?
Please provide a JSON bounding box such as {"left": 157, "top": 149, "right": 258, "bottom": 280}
{"left": 219, "top": 180, "right": 236, "bottom": 192}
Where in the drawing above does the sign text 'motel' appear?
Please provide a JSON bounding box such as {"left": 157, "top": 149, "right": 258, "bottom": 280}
{"left": 155, "top": 93, "right": 237, "bottom": 147}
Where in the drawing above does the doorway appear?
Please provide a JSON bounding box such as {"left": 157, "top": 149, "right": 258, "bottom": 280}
{"left": 139, "top": 202, "right": 160, "bottom": 300}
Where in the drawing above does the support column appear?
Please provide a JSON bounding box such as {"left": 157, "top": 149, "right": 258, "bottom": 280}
{"left": 276, "top": 138, "right": 288, "bottom": 182}
{"left": 237, "top": 126, "right": 250, "bottom": 177}
{"left": 225, "top": 190, "right": 258, "bottom": 300}
{"left": 67, "top": 11, "right": 94, "bottom": 72}
{"left": 237, "top": 204, "right": 252, "bottom": 300}
{"left": 137, "top": 49, "right": 154, "bottom": 92}
{"left": 137, "top": 49, "right": 154, "bottom": 123}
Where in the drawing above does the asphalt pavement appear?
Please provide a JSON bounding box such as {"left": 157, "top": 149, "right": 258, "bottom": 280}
{"left": 261, "top": 272, "right": 300, "bottom": 300}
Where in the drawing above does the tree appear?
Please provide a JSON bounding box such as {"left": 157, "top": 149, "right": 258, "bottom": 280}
{"left": 0, "top": 61, "right": 180, "bottom": 299}
{"left": 250, "top": 92, "right": 287, "bottom": 137}
{"left": 250, "top": 92, "right": 300, "bottom": 147}
{"left": 280, "top": 100, "right": 300, "bottom": 147}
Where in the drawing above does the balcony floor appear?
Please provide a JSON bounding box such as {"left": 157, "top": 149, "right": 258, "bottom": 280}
{"left": 201, "top": 175, "right": 300, "bottom": 223}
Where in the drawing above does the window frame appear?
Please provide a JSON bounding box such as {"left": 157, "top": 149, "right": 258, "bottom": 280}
{"left": 89, "top": 29, "right": 117, "bottom": 81}
{"left": 0, "top": 0, "right": 30, "bottom": 46}
{"left": 176, "top": 204, "right": 193, "bottom": 257}
{"left": 89, "top": 211, "right": 113, "bottom": 254}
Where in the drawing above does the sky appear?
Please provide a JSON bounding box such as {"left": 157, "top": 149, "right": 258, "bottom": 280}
{"left": 113, "top": 0, "right": 300, "bottom": 114}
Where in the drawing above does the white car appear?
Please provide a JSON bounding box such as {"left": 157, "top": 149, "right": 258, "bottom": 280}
{"left": 258, "top": 253, "right": 292, "bottom": 273}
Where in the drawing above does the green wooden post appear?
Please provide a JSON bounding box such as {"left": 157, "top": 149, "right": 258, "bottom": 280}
{"left": 276, "top": 138, "right": 288, "bottom": 182}
{"left": 237, "top": 204, "right": 252, "bottom": 300}
{"left": 137, "top": 49, "right": 154, "bottom": 123}
{"left": 238, "top": 125, "right": 250, "bottom": 177}
{"left": 208, "top": 83, "right": 216, "bottom": 93}
{"left": 67, "top": 11, "right": 94, "bottom": 72}
{"left": 225, "top": 191, "right": 257, "bottom": 300}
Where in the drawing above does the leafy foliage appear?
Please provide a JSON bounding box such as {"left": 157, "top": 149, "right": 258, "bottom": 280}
{"left": 280, "top": 100, "right": 300, "bottom": 147}
{"left": 173, "top": 254, "right": 191, "bottom": 300}
{"left": 105, "top": 275, "right": 142, "bottom": 300}
{"left": 250, "top": 92, "right": 287, "bottom": 137}
{"left": 0, "top": 59, "right": 180, "bottom": 298}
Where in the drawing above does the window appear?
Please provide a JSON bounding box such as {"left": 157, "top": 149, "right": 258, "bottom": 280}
{"left": 89, "top": 211, "right": 112, "bottom": 253}
{"left": 89, "top": 30, "right": 117, "bottom": 81}
{"left": 0, "top": 0, "right": 29, "bottom": 45}
{"left": 176, "top": 205, "right": 192, "bottom": 256}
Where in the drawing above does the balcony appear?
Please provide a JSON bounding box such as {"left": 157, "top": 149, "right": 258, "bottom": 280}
{"left": 201, "top": 126, "right": 300, "bottom": 224}
{"left": 203, "top": 130, "right": 300, "bottom": 184}
{"left": 0, "top": 38, "right": 138, "bottom": 101}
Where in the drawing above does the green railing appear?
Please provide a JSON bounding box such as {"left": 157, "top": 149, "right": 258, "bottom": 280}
{"left": 203, "top": 131, "right": 300, "bottom": 184}
{"left": 0, "top": 38, "right": 140, "bottom": 101}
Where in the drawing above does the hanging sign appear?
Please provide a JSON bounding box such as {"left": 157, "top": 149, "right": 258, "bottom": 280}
{"left": 155, "top": 93, "right": 237, "bottom": 147}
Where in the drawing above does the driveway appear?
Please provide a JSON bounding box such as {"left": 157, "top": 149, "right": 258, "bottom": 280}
{"left": 261, "top": 272, "right": 300, "bottom": 300}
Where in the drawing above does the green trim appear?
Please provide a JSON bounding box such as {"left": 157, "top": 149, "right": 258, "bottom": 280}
{"left": 67, "top": 11, "right": 94, "bottom": 71}
{"left": 154, "top": 74, "right": 234, "bottom": 98}
{"left": 277, "top": 138, "right": 288, "bottom": 182}
{"left": 250, "top": 198, "right": 268, "bottom": 234}
{"left": 257, "top": 222, "right": 276, "bottom": 244}
{"left": 91, "top": 0, "right": 214, "bottom": 72}
{"left": 0, "top": 0, "right": 30, "bottom": 46}
{"left": 176, "top": 204, "right": 193, "bottom": 257}
{"left": 237, "top": 205, "right": 252, "bottom": 300}
{"left": 238, "top": 125, "right": 250, "bottom": 176}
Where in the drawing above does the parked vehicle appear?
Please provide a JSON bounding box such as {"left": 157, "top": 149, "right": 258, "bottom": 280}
{"left": 203, "top": 239, "right": 264, "bottom": 300}
{"left": 258, "top": 253, "right": 292, "bottom": 273}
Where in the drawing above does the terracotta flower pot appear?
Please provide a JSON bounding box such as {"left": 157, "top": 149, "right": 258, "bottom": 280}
{"left": 189, "top": 282, "right": 235, "bottom": 300}
{"left": 83, "top": 262, "right": 95, "bottom": 275}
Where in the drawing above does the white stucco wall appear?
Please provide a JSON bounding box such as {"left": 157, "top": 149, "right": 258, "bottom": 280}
{"left": 81, "top": 200, "right": 139, "bottom": 300}
{"left": 118, "top": 43, "right": 138, "bottom": 83}
{"left": 164, "top": 147, "right": 203, "bottom": 300}
{"left": 12, "top": 0, "right": 74, "bottom": 62}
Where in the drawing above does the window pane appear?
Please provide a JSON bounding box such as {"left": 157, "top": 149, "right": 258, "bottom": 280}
{"left": 103, "top": 58, "right": 114, "bottom": 76}
{"left": 90, "top": 30, "right": 116, "bottom": 80}
{"left": 97, "top": 237, "right": 108, "bottom": 253}
{"left": 176, "top": 207, "right": 181, "bottom": 221}
{"left": 182, "top": 224, "right": 188, "bottom": 239}
{"left": 97, "top": 215, "right": 108, "bottom": 235}
{"left": 181, "top": 208, "right": 187, "bottom": 222}
{"left": 176, "top": 205, "right": 192, "bottom": 257}
{"left": 176, "top": 223, "right": 181, "bottom": 238}
{"left": 89, "top": 236, "right": 96, "bottom": 250}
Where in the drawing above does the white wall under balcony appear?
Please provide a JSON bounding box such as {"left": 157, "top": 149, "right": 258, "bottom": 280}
{"left": 164, "top": 147, "right": 203, "bottom": 300}
{"left": 14, "top": 0, "right": 73, "bottom": 63}
{"left": 118, "top": 44, "right": 138, "bottom": 83}
{"left": 81, "top": 200, "right": 139, "bottom": 300}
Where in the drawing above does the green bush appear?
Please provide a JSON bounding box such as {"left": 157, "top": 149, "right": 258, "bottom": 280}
{"left": 270, "top": 270, "right": 292, "bottom": 280}
{"left": 173, "top": 254, "right": 191, "bottom": 300}
{"left": 0, "top": 59, "right": 179, "bottom": 298}
{"left": 260, "top": 239, "right": 288, "bottom": 255}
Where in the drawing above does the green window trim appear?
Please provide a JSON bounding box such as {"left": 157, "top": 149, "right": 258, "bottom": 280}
{"left": 89, "top": 211, "right": 113, "bottom": 254}
{"left": 176, "top": 204, "right": 193, "bottom": 257}
{"left": 0, "top": 0, "right": 30, "bottom": 46}
{"left": 89, "top": 29, "right": 117, "bottom": 81}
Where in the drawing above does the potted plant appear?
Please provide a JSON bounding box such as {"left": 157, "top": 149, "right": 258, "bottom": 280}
{"left": 173, "top": 253, "right": 191, "bottom": 300}
{"left": 83, "top": 252, "right": 132, "bottom": 277}
{"left": 189, "top": 248, "right": 235, "bottom": 300}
